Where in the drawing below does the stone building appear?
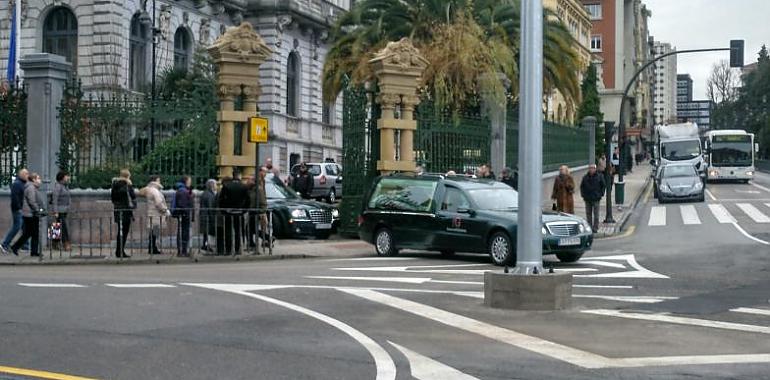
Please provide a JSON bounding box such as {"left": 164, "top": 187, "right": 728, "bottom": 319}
{"left": 0, "top": 0, "right": 350, "bottom": 175}
{"left": 544, "top": 0, "right": 593, "bottom": 125}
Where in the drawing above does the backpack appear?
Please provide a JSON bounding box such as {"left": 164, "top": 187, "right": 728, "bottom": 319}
{"left": 170, "top": 190, "right": 180, "bottom": 218}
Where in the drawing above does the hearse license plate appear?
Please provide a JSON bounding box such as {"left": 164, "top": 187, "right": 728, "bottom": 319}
{"left": 316, "top": 223, "right": 332, "bottom": 230}
{"left": 558, "top": 237, "right": 581, "bottom": 246}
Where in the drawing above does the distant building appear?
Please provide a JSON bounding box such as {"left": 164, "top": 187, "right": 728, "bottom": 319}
{"left": 677, "top": 74, "right": 694, "bottom": 103}
{"left": 676, "top": 73, "right": 712, "bottom": 130}
{"left": 652, "top": 42, "right": 677, "bottom": 125}
{"left": 581, "top": 0, "right": 653, "bottom": 131}
{"left": 544, "top": 0, "right": 593, "bottom": 124}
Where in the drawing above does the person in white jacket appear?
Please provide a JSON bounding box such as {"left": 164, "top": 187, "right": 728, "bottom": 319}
{"left": 141, "top": 176, "right": 170, "bottom": 255}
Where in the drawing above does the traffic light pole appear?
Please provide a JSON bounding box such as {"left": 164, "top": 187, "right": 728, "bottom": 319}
{"left": 615, "top": 47, "right": 732, "bottom": 204}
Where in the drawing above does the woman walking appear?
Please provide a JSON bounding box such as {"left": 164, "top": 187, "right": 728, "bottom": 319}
{"left": 551, "top": 165, "right": 575, "bottom": 214}
{"left": 51, "top": 171, "right": 72, "bottom": 251}
{"left": 199, "top": 179, "right": 217, "bottom": 253}
{"left": 11, "top": 173, "right": 44, "bottom": 256}
{"left": 111, "top": 169, "right": 136, "bottom": 258}
{"left": 142, "top": 176, "right": 170, "bottom": 255}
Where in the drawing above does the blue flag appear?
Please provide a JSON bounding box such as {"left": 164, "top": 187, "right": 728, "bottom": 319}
{"left": 6, "top": 3, "right": 17, "bottom": 82}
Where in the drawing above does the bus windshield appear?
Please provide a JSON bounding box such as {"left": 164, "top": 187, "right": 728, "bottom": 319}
{"left": 661, "top": 140, "right": 701, "bottom": 161}
{"left": 710, "top": 135, "right": 753, "bottom": 167}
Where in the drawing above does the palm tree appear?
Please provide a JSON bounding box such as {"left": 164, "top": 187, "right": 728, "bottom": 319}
{"left": 323, "top": 0, "right": 581, "bottom": 110}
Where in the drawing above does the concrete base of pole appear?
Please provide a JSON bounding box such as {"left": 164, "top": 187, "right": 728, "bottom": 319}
{"left": 484, "top": 272, "right": 572, "bottom": 310}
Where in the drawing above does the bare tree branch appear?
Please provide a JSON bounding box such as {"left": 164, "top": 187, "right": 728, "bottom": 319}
{"left": 706, "top": 60, "right": 740, "bottom": 105}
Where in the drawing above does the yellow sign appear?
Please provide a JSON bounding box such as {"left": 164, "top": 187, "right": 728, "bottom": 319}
{"left": 249, "top": 117, "right": 269, "bottom": 143}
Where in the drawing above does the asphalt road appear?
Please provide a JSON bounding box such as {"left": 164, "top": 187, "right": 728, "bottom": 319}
{"left": 1, "top": 173, "right": 770, "bottom": 379}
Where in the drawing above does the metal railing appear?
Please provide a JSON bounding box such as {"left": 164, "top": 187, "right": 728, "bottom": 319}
{"left": 23, "top": 207, "right": 274, "bottom": 261}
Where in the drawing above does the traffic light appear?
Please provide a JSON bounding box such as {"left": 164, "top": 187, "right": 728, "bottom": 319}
{"left": 730, "top": 40, "right": 744, "bottom": 68}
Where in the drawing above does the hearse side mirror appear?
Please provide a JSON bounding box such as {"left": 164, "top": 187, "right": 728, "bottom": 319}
{"left": 756, "top": 143, "right": 760, "bottom": 153}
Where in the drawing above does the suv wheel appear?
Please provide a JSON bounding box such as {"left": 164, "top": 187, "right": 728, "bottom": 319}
{"left": 327, "top": 188, "right": 337, "bottom": 203}
{"left": 556, "top": 251, "right": 583, "bottom": 263}
{"left": 488, "top": 231, "right": 515, "bottom": 266}
{"left": 374, "top": 228, "right": 398, "bottom": 256}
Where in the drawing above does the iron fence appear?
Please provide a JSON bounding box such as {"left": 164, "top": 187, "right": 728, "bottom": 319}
{"left": 11, "top": 207, "right": 274, "bottom": 261}
{"left": 58, "top": 79, "right": 219, "bottom": 189}
{"left": 0, "top": 80, "right": 27, "bottom": 187}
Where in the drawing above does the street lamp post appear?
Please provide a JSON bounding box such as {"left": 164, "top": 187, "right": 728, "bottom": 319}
{"left": 513, "top": 0, "right": 544, "bottom": 275}
{"left": 582, "top": 116, "right": 597, "bottom": 166}
{"left": 140, "top": 0, "right": 159, "bottom": 150}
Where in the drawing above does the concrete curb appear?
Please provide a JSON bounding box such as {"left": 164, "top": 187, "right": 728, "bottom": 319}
{"left": 0, "top": 253, "right": 316, "bottom": 266}
{"left": 614, "top": 175, "right": 651, "bottom": 235}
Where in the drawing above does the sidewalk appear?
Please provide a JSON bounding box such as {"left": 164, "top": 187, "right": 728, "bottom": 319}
{"left": 543, "top": 163, "right": 651, "bottom": 238}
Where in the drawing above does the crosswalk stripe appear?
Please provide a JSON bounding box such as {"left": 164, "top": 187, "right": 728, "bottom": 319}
{"left": 737, "top": 203, "right": 770, "bottom": 223}
{"left": 708, "top": 204, "right": 736, "bottom": 224}
{"left": 648, "top": 206, "right": 666, "bottom": 226}
{"left": 731, "top": 307, "right": 770, "bottom": 317}
{"left": 680, "top": 205, "right": 701, "bottom": 225}
{"left": 18, "top": 283, "right": 86, "bottom": 288}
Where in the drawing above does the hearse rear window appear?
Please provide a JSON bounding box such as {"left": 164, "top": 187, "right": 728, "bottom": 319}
{"left": 368, "top": 178, "right": 437, "bottom": 212}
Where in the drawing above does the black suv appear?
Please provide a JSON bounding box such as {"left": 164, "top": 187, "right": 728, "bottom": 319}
{"left": 358, "top": 175, "right": 593, "bottom": 266}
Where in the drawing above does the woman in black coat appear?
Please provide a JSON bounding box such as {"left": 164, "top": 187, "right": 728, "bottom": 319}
{"left": 199, "top": 179, "right": 217, "bottom": 252}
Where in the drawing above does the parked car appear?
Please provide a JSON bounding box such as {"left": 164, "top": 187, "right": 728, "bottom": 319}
{"left": 266, "top": 174, "right": 340, "bottom": 239}
{"left": 357, "top": 175, "right": 593, "bottom": 266}
{"left": 653, "top": 163, "right": 705, "bottom": 203}
{"left": 290, "top": 162, "right": 343, "bottom": 203}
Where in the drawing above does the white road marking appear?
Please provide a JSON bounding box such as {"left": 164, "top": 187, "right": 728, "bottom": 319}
{"left": 575, "top": 254, "right": 669, "bottom": 279}
{"left": 735, "top": 190, "right": 761, "bottom": 194}
{"left": 578, "top": 260, "right": 627, "bottom": 269}
{"left": 552, "top": 268, "right": 598, "bottom": 273}
{"left": 680, "top": 205, "right": 701, "bottom": 225}
{"left": 648, "top": 206, "right": 667, "bottom": 226}
{"left": 328, "top": 257, "right": 418, "bottom": 262}
{"left": 333, "top": 264, "right": 492, "bottom": 276}
{"left": 431, "top": 280, "right": 484, "bottom": 285}
{"left": 766, "top": 203, "right": 770, "bottom": 210}
{"left": 737, "top": 203, "right": 770, "bottom": 223}
{"left": 340, "top": 288, "right": 613, "bottom": 369}
{"left": 186, "top": 284, "right": 397, "bottom": 380}
{"left": 732, "top": 222, "right": 770, "bottom": 245}
{"left": 182, "top": 282, "right": 481, "bottom": 298}
{"left": 105, "top": 284, "right": 177, "bottom": 288}
{"left": 306, "top": 276, "right": 432, "bottom": 284}
{"left": 731, "top": 307, "right": 770, "bottom": 317}
{"left": 751, "top": 182, "right": 770, "bottom": 193}
{"left": 573, "top": 295, "right": 677, "bottom": 304}
{"left": 582, "top": 309, "right": 770, "bottom": 335}
{"left": 18, "top": 283, "right": 86, "bottom": 288}
{"left": 705, "top": 188, "right": 717, "bottom": 201}
{"left": 708, "top": 204, "right": 737, "bottom": 223}
{"left": 388, "top": 341, "right": 479, "bottom": 380}
{"left": 572, "top": 285, "right": 633, "bottom": 289}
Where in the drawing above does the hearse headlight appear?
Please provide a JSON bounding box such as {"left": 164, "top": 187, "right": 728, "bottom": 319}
{"left": 332, "top": 209, "right": 340, "bottom": 219}
{"left": 541, "top": 226, "right": 548, "bottom": 236}
{"left": 579, "top": 220, "right": 591, "bottom": 234}
{"left": 291, "top": 209, "right": 309, "bottom": 220}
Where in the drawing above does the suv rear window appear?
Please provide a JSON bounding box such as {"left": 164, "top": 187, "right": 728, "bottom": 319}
{"left": 368, "top": 178, "right": 437, "bottom": 212}
{"left": 291, "top": 164, "right": 322, "bottom": 176}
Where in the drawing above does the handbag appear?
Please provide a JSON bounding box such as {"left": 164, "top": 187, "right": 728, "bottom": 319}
{"left": 48, "top": 221, "right": 62, "bottom": 241}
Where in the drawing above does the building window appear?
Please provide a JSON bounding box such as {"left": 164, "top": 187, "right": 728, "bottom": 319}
{"left": 322, "top": 102, "right": 334, "bottom": 125}
{"left": 173, "top": 27, "right": 192, "bottom": 72}
{"left": 286, "top": 52, "right": 300, "bottom": 117}
{"left": 43, "top": 7, "right": 78, "bottom": 69}
{"left": 584, "top": 4, "right": 602, "bottom": 20}
{"left": 129, "top": 14, "right": 148, "bottom": 91}
{"left": 590, "top": 35, "right": 602, "bottom": 52}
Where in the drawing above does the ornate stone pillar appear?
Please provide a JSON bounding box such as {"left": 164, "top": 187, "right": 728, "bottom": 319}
{"left": 369, "top": 38, "right": 428, "bottom": 174}
{"left": 207, "top": 22, "right": 272, "bottom": 178}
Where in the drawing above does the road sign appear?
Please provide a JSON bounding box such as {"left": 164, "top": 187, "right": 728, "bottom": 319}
{"left": 249, "top": 117, "right": 269, "bottom": 143}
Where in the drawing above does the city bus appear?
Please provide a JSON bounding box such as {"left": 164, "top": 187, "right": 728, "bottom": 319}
{"left": 704, "top": 130, "right": 759, "bottom": 182}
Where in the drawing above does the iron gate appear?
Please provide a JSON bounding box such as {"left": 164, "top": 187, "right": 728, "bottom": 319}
{"left": 0, "top": 80, "right": 26, "bottom": 187}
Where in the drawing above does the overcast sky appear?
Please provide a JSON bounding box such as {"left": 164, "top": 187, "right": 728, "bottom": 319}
{"left": 644, "top": 0, "right": 770, "bottom": 99}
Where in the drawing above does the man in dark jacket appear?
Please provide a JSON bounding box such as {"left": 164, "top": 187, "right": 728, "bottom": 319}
{"left": 110, "top": 169, "right": 136, "bottom": 258}
{"left": 217, "top": 172, "right": 249, "bottom": 255}
{"left": 174, "top": 176, "right": 193, "bottom": 257}
{"left": 2, "top": 168, "right": 29, "bottom": 253}
{"left": 580, "top": 164, "right": 606, "bottom": 233}
{"left": 291, "top": 163, "right": 314, "bottom": 199}
{"left": 500, "top": 167, "right": 518, "bottom": 190}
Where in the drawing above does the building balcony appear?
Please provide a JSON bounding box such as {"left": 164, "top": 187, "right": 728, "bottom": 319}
{"left": 248, "top": 0, "right": 347, "bottom": 28}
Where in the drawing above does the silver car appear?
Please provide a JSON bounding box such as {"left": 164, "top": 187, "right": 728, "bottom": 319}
{"left": 654, "top": 163, "right": 705, "bottom": 203}
{"left": 290, "top": 162, "right": 343, "bottom": 203}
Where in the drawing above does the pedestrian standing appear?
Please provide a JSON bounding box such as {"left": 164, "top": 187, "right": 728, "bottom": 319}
{"left": 1, "top": 168, "right": 29, "bottom": 253}
{"left": 500, "top": 167, "right": 518, "bottom": 190}
{"left": 11, "top": 173, "right": 44, "bottom": 256}
{"left": 291, "top": 163, "right": 315, "bottom": 200}
{"left": 265, "top": 158, "right": 283, "bottom": 182}
{"left": 173, "top": 176, "right": 193, "bottom": 257}
{"left": 551, "top": 165, "right": 575, "bottom": 214}
{"left": 580, "top": 164, "right": 606, "bottom": 232}
{"left": 217, "top": 172, "right": 248, "bottom": 255}
{"left": 111, "top": 169, "right": 136, "bottom": 258}
{"left": 257, "top": 166, "right": 274, "bottom": 248}
{"left": 142, "top": 176, "right": 170, "bottom": 255}
{"left": 199, "top": 179, "right": 217, "bottom": 252}
{"left": 51, "top": 171, "right": 72, "bottom": 251}
{"left": 246, "top": 175, "right": 258, "bottom": 249}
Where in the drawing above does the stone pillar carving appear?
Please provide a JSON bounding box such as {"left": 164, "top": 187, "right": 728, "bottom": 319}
{"left": 207, "top": 22, "right": 272, "bottom": 178}
{"left": 369, "top": 38, "right": 428, "bottom": 174}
